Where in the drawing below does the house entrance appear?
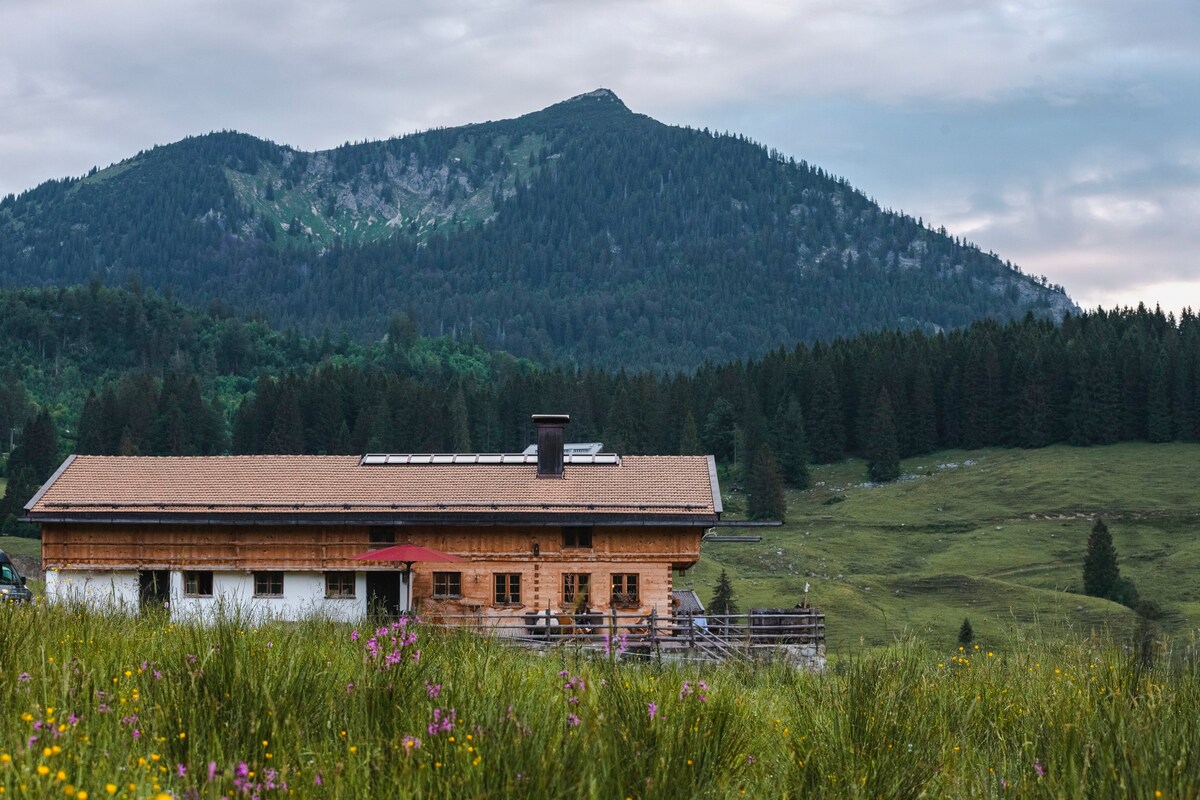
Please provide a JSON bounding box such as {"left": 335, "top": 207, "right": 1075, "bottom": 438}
{"left": 366, "top": 571, "right": 403, "bottom": 617}
{"left": 138, "top": 570, "right": 170, "bottom": 612}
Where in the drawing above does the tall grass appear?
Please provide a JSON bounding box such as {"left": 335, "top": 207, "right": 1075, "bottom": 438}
{"left": 1, "top": 602, "right": 1197, "bottom": 798}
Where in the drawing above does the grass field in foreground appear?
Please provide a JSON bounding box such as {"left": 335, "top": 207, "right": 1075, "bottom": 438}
{"left": 690, "top": 443, "right": 1200, "bottom": 653}
{"left": 1, "top": 605, "right": 1198, "bottom": 799}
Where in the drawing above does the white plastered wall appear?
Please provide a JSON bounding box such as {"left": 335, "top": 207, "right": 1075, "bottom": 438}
{"left": 169, "top": 571, "right": 367, "bottom": 623}
{"left": 45, "top": 570, "right": 139, "bottom": 610}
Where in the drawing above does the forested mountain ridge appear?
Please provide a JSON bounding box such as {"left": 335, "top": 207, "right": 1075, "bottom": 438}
{"left": 0, "top": 89, "right": 1075, "bottom": 370}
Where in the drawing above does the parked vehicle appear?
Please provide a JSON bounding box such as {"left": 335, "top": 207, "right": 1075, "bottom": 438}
{"left": 0, "top": 550, "right": 33, "bottom": 603}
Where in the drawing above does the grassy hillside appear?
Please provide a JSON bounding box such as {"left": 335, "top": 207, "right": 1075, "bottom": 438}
{"left": 690, "top": 443, "right": 1200, "bottom": 653}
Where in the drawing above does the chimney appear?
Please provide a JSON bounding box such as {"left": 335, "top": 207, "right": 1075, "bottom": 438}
{"left": 532, "top": 414, "right": 570, "bottom": 478}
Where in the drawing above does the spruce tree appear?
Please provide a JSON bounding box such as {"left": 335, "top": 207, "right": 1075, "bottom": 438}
{"left": 746, "top": 448, "right": 786, "bottom": 522}
{"left": 1083, "top": 517, "right": 1120, "bottom": 599}
{"left": 0, "top": 408, "right": 60, "bottom": 529}
{"left": 774, "top": 397, "right": 810, "bottom": 489}
{"left": 957, "top": 618, "right": 974, "bottom": 647}
{"left": 709, "top": 569, "right": 739, "bottom": 616}
{"left": 865, "top": 387, "right": 901, "bottom": 483}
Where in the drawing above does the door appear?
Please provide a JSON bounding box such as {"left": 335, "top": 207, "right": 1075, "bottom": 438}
{"left": 366, "top": 571, "right": 403, "bottom": 617}
{"left": 138, "top": 570, "right": 170, "bottom": 612}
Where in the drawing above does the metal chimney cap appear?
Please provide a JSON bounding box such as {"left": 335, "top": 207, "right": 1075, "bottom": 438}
{"left": 531, "top": 414, "right": 570, "bottom": 425}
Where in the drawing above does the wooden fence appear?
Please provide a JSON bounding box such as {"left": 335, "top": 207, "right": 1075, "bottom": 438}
{"left": 418, "top": 606, "right": 826, "bottom": 664}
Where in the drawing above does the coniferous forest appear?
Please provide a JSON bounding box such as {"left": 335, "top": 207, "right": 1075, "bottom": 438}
{"left": 1, "top": 284, "right": 1197, "bottom": 531}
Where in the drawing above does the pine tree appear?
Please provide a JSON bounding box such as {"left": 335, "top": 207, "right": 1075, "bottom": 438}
{"left": 865, "top": 387, "right": 901, "bottom": 483}
{"left": 746, "top": 448, "right": 786, "bottom": 522}
{"left": 678, "top": 410, "right": 701, "bottom": 455}
{"left": 0, "top": 408, "right": 60, "bottom": 528}
{"left": 1083, "top": 518, "right": 1120, "bottom": 599}
{"left": 957, "top": 618, "right": 974, "bottom": 647}
{"left": 709, "top": 569, "right": 739, "bottom": 615}
{"left": 774, "top": 397, "right": 810, "bottom": 489}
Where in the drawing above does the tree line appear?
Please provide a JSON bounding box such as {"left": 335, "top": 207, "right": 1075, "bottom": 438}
{"left": 3, "top": 300, "right": 1194, "bottom": 533}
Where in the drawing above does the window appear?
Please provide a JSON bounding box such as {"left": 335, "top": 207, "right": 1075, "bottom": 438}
{"left": 369, "top": 526, "right": 396, "bottom": 546}
{"left": 433, "top": 572, "right": 462, "bottom": 598}
{"left": 325, "top": 572, "right": 356, "bottom": 598}
{"left": 494, "top": 573, "right": 521, "bottom": 605}
{"left": 562, "top": 526, "right": 593, "bottom": 549}
{"left": 253, "top": 572, "right": 284, "bottom": 598}
{"left": 184, "top": 571, "right": 213, "bottom": 597}
{"left": 611, "top": 574, "right": 639, "bottom": 608}
{"left": 0, "top": 565, "right": 19, "bottom": 586}
{"left": 562, "top": 573, "right": 590, "bottom": 606}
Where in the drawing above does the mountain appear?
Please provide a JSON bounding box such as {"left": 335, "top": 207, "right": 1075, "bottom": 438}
{"left": 0, "top": 89, "right": 1075, "bottom": 370}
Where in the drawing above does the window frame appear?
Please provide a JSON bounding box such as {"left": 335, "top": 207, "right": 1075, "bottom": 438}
{"left": 562, "top": 526, "right": 593, "bottom": 549}
{"left": 493, "top": 573, "right": 521, "bottom": 606}
{"left": 253, "top": 571, "right": 285, "bottom": 598}
{"left": 433, "top": 571, "right": 463, "bottom": 599}
{"left": 368, "top": 526, "right": 396, "bottom": 546}
{"left": 611, "top": 573, "right": 640, "bottom": 608}
{"left": 324, "top": 571, "right": 356, "bottom": 599}
{"left": 562, "top": 572, "right": 591, "bottom": 606}
{"left": 183, "top": 570, "right": 214, "bottom": 597}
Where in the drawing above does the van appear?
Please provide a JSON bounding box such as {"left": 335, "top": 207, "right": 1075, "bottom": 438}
{"left": 0, "top": 550, "right": 33, "bottom": 603}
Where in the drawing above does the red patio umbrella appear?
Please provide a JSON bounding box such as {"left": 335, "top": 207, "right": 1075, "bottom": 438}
{"left": 352, "top": 544, "right": 465, "bottom": 611}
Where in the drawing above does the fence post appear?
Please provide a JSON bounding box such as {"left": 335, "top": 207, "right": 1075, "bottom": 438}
{"left": 649, "top": 607, "right": 659, "bottom": 661}
{"left": 687, "top": 610, "right": 695, "bottom": 652}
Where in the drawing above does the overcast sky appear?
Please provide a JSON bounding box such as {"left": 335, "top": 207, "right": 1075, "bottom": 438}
{"left": 2, "top": 0, "right": 1197, "bottom": 314}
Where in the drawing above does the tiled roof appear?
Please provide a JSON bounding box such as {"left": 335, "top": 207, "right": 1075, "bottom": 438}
{"left": 26, "top": 454, "right": 719, "bottom": 520}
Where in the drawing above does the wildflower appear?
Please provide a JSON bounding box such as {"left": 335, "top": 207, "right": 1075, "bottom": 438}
{"left": 425, "top": 681, "right": 441, "bottom": 699}
{"left": 105, "top": 785, "right": 117, "bottom": 795}
{"left": 206, "top": 762, "right": 217, "bottom": 782}
{"left": 567, "top": 713, "right": 581, "bottom": 728}
{"left": 1034, "top": 759, "right": 1045, "bottom": 778}
{"left": 314, "top": 772, "right": 323, "bottom": 786}
{"left": 401, "top": 736, "right": 421, "bottom": 753}
{"left": 177, "top": 764, "right": 187, "bottom": 777}
{"left": 17, "top": 673, "right": 30, "bottom": 683}
{"left": 648, "top": 702, "right": 658, "bottom": 721}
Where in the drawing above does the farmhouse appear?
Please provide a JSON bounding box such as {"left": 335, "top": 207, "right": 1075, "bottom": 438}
{"left": 25, "top": 415, "right": 722, "bottom": 623}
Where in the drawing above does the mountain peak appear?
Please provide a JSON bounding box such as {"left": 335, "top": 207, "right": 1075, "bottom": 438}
{"left": 562, "top": 88, "right": 628, "bottom": 109}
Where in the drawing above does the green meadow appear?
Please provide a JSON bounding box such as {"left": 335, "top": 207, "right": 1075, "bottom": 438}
{"left": 1, "top": 605, "right": 1198, "bottom": 799}
{"left": 692, "top": 443, "right": 1200, "bottom": 653}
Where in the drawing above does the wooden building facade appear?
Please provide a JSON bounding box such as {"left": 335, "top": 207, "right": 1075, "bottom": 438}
{"left": 26, "top": 416, "right": 722, "bottom": 623}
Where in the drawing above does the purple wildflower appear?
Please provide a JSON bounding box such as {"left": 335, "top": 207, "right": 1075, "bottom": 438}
{"left": 236, "top": 761, "right": 250, "bottom": 778}
{"left": 207, "top": 762, "right": 218, "bottom": 782}
{"left": 401, "top": 735, "right": 422, "bottom": 753}
{"left": 648, "top": 702, "right": 658, "bottom": 721}
{"left": 350, "top": 630, "right": 359, "bottom": 642}
{"left": 177, "top": 763, "right": 187, "bottom": 777}
{"left": 1034, "top": 759, "right": 1045, "bottom": 778}
{"left": 17, "top": 672, "right": 31, "bottom": 683}
{"left": 567, "top": 713, "right": 581, "bottom": 728}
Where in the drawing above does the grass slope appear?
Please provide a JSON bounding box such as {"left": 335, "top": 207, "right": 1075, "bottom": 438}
{"left": 690, "top": 443, "right": 1200, "bottom": 653}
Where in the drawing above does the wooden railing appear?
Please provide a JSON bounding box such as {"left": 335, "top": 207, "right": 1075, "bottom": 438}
{"left": 417, "top": 607, "right": 825, "bottom": 662}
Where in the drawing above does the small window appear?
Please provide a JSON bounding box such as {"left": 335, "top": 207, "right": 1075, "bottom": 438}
{"left": 0, "top": 565, "right": 19, "bottom": 586}
{"left": 433, "top": 572, "right": 462, "bottom": 599}
{"left": 611, "top": 573, "right": 639, "bottom": 608}
{"left": 494, "top": 573, "right": 521, "bottom": 605}
{"left": 563, "top": 573, "right": 590, "bottom": 606}
{"left": 325, "top": 572, "right": 356, "bottom": 598}
{"left": 253, "top": 572, "right": 284, "bottom": 598}
{"left": 369, "top": 526, "right": 396, "bottom": 546}
{"left": 184, "top": 571, "right": 213, "bottom": 597}
{"left": 562, "top": 526, "right": 593, "bottom": 549}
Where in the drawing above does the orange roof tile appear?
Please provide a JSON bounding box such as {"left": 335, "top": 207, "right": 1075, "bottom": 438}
{"left": 26, "top": 454, "right": 720, "bottom": 520}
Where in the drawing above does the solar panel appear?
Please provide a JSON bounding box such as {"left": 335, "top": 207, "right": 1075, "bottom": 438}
{"left": 359, "top": 453, "right": 620, "bottom": 466}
